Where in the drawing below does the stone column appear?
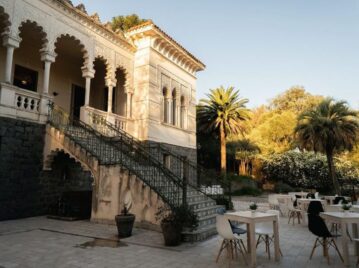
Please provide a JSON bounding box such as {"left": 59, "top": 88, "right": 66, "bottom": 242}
{"left": 167, "top": 99, "right": 172, "bottom": 124}
{"left": 40, "top": 50, "right": 56, "bottom": 95}
{"left": 2, "top": 35, "right": 21, "bottom": 83}
{"left": 107, "top": 85, "right": 113, "bottom": 113}
{"left": 82, "top": 69, "right": 95, "bottom": 106}
{"left": 126, "top": 93, "right": 132, "bottom": 118}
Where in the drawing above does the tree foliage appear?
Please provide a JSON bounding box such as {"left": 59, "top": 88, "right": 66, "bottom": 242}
{"left": 197, "top": 86, "right": 250, "bottom": 174}
{"left": 111, "top": 14, "right": 148, "bottom": 32}
{"left": 261, "top": 151, "right": 359, "bottom": 192}
{"left": 295, "top": 98, "right": 359, "bottom": 194}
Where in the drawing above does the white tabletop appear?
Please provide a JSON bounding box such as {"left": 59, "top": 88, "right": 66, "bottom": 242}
{"left": 225, "top": 211, "right": 278, "bottom": 223}
{"left": 321, "top": 211, "right": 359, "bottom": 221}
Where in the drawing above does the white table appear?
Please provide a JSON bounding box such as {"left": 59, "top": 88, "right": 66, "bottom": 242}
{"left": 321, "top": 212, "right": 359, "bottom": 266}
{"left": 225, "top": 211, "right": 280, "bottom": 267}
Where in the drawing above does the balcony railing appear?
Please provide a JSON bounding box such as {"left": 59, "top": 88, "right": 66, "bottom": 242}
{"left": 0, "top": 82, "right": 51, "bottom": 123}
{"left": 83, "top": 106, "right": 127, "bottom": 136}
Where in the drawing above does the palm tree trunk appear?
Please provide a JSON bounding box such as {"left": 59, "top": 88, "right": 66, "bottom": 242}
{"left": 326, "top": 150, "right": 341, "bottom": 195}
{"left": 220, "top": 123, "right": 226, "bottom": 176}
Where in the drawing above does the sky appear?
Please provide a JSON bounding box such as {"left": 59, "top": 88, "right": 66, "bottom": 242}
{"left": 72, "top": 0, "right": 359, "bottom": 108}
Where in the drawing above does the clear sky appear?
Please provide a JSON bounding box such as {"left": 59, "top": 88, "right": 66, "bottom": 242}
{"left": 72, "top": 0, "right": 359, "bottom": 108}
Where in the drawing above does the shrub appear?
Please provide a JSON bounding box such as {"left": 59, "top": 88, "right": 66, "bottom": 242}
{"left": 215, "top": 196, "right": 233, "bottom": 210}
{"left": 261, "top": 150, "right": 359, "bottom": 192}
{"left": 232, "top": 186, "right": 262, "bottom": 196}
{"left": 274, "top": 181, "right": 294, "bottom": 193}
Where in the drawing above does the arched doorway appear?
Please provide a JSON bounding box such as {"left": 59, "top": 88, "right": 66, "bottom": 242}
{"left": 43, "top": 151, "right": 93, "bottom": 220}
{"left": 13, "top": 21, "right": 47, "bottom": 92}
{"left": 53, "top": 35, "right": 87, "bottom": 117}
{"left": 90, "top": 57, "right": 108, "bottom": 112}
{"left": 114, "top": 67, "right": 127, "bottom": 116}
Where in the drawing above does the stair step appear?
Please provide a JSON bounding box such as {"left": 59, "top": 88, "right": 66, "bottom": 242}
{"left": 182, "top": 224, "right": 218, "bottom": 242}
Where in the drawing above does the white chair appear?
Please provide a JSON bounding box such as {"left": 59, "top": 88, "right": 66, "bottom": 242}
{"left": 315, "top": 192, "right": 319, "bottom": 199}
{"left": 216, "top": 215, "right": 247, "bottom": 265}
{"left": 255, "top": 209, "right": 283, "bottom": 259}
{"left": 268, "top": 194, "right": 279, "bottom": 210}
{"left": 288, "top": 198, "right": 302, "bottom": 225}
{"left": 277, "top": 197, "right": 289, "bottom": 216}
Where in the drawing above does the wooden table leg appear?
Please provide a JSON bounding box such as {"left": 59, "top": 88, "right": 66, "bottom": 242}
{"left": 249, "top": 222, "right": 256, "bottom": 267}
{"left": 247, "top": 223, "right": 251, "bottom": 253}
{"left": 353, "top": 223, "right": 359, "bottom": 256}
{"left": 342, "top": 222, "right": 350, "bottom": 266}
{"left": 273, "top": 219, "right": 280, "bottom": 261}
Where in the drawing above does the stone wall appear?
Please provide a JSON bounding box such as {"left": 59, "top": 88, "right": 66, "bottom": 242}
{"left": 146, "top": 141, "right": 198, "bottom": 185}
{"left": 0, "top": 117, "right": 45, "bottom": 220}
{"left": 40, "top": 151, "right": 93, "bottom": 218}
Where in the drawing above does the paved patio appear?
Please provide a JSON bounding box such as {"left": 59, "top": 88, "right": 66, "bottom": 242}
{"left": 0, "top": 205, "right": 357, "bottom": 267}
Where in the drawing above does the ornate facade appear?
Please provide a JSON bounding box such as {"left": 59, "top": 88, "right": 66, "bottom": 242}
{"left": 0, "top": 1, "right": 220, "bottom": 241}
{"left": 0, "top": 0, "right": 204, "bottom": 149}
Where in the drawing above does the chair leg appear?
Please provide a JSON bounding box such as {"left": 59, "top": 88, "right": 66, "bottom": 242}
{"left": 237, "top": 239, "right": 248, "bottom": 265}
{"left": 266, "top": 235, "right": 271, "bottom": 260}
{"left": 310, "top": 238, "right": 318, "bottom": 259}
{"left": 323, "top": 238, "right": 330, "bottom": 264}
{"left": 240, "top": 239, "right": 247, "bottom": 253}
{"left": 256, "top": 234, "right": 262, "bottom": 248}
{"left": 331, "top": 238, "right": 344, "bottom": 263}
{"left": 216, "top": 240, "right": 226, "bottom": 263}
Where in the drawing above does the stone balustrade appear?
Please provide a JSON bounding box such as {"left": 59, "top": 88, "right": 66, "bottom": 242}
{"left": 0, "top": 82, "right": 52, "bottom": 123}
{"left": 81, "top": 105, "right": 127, "bottom": 136}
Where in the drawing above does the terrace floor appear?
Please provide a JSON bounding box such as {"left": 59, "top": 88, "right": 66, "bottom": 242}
{"left": 0, "top": 200, "right": 356, "bottom": 268}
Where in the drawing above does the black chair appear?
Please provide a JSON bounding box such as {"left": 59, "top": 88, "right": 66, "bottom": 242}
{"left": 333, "top": 196, "right": 346, "bottom": 205}
{"left": 293, "top": 194, "right": 302, "bottom": 207}
{"left": 229, "top": 220, "right": 247, "bottom": 235}
{"left": 308, "top": 214, "right": 343, "bottom": 264}
{"left": 307, "top": 201, "right": 324, "bottom": 216}
{"left": 306, "top": 193, "right": 315, "bottom": 199}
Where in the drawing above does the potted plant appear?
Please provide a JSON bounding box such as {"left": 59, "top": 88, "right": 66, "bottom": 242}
{"left": 156, "top": 204, "right": 198, "bottom": 246}
{"left": 342, "top": 203, "right": 352, "bottom": 215}
{"left": 115, "top": 205, "right": 135, "bottom": 238}
{"left": 249, "top": 202, "right": 258, "bottom": 214}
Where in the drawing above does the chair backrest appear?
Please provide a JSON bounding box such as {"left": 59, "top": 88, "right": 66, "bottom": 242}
{"left": 216, "top": 215, "right": 236, "bottom": 240}
{"left": 268, "top": 194, "right": 279, "bottom": 205}
{"left": 333, "top": 196, "right": 345, "bottom": 205}
{"left": 308, "top": 214, "right": 332, "bottom": 238}
{"left": 306, "top": 193, "right": 315, "bottom": 199}
{"left": 307, "top": 201, "right": 324, "bottom": 215}
{"left": 314, "top": 192, "right": 319, "bottom": 199}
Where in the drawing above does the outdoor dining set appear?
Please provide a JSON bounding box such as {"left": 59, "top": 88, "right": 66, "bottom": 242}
{"left": 215, "top": 192, "right": 359, "bottom": 267}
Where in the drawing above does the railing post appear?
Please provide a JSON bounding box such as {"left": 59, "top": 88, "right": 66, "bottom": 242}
{"left": 182, "top": 158, "right": 189, "bottom": 207}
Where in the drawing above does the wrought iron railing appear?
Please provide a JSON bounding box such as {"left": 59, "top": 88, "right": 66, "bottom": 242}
{"left": 48, "top": 105, "right": 184, "bottom": 208}
{"left": 147, "top": 143, "right": 232, "bottom": 206}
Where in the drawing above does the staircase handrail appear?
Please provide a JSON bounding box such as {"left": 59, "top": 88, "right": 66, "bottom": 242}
{"left": 48, "top": 105, "right": 184, "bottom": 208}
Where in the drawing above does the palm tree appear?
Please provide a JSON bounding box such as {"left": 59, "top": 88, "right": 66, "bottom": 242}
{"left": 197, "top": 86, "right": 250, "bottom": 175}
{"left": 295, "top": 98, "right": 359, "bottom": 194}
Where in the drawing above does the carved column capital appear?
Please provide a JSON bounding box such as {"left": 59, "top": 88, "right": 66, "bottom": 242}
{"left": 2, "top": 34, "right": 21, "bottom": 48}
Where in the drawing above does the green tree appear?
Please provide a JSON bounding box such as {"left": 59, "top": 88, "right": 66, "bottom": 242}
{"left": 249, "top": 110, "right": 297, "bottom": 154}
{"left": 197, "top": 86, "right": 250, "bottom": 175}
{"left": 227, "top": 139, "right": 260, "bottom": 175}
{"left": 270, "top": 86, "right": 323, "bottom": 114}
{"left": 111, "top": 14, "right": 147, "bottom": 32}
{"left": 295, "top": 98, "right": 359, "bottom": 194}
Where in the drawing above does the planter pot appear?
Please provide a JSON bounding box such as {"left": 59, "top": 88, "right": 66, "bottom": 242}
{"left": 115, "top": 214, "right": 135, "bottom": 238}
{"left": 161, "top": 222, "right": 182, "bottom": 246}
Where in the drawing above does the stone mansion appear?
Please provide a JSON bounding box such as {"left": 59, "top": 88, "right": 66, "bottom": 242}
{"left": 0, "top": 0, "right": 221, "bottom": 240}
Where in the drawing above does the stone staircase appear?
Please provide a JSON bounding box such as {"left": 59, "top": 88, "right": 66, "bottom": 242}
{"left": 48, "top": 106, "right": 222, "bottom": 241}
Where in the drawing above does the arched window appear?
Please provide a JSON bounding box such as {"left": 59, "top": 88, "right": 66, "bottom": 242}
{"left": 172, "top": 89, "right": 177, "bottom": 126}
{"left": 163, "top": 87, "right": 169, "bottom": 123}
